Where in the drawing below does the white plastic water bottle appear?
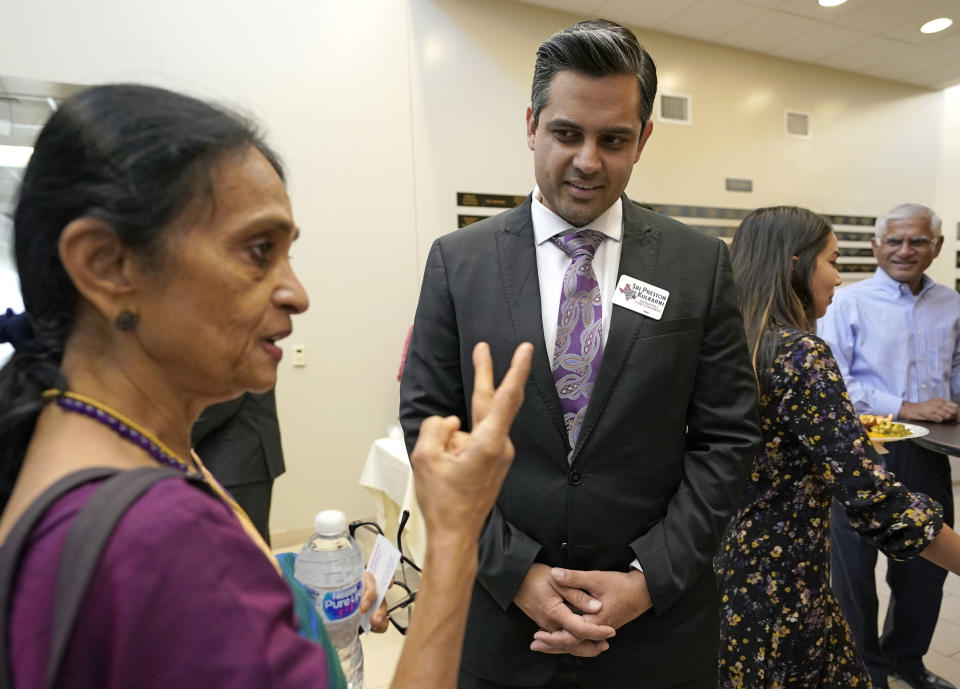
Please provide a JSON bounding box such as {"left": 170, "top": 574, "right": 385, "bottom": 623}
{"left": 294, "top": 510, "right": 365, "bottom": 689}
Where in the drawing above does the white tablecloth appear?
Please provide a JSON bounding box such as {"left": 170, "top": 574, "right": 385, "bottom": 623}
{"left": 358, "top": 437, "right": 426, "bottom": 565}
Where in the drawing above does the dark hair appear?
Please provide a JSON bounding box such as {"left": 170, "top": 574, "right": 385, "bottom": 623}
{"left": 531, "top": 19, "right": 657, "bottom": 127}
{"left": 729, "top": 206, "right": 833, "bottom": 388}
{"left": 0, "top": 83, "right": 283, "bottom": 509}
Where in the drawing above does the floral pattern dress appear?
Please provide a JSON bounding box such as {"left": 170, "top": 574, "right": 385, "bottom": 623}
{"left": 715, "top": 330, "right": 943, "bottom": 689}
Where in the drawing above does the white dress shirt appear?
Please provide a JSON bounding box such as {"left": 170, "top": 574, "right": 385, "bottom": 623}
{"left": 531, "top": 186, "right": 623, "bottom": 359}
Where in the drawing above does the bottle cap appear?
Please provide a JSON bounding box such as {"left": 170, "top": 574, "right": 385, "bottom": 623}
{"left": 314, "top": 509, "right": 347, "bottom": 536}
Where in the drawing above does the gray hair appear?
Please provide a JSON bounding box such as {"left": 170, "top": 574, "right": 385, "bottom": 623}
{"left": 531, "top": 19, "right": 657, "bottom": 128}
{"left": 874, "top": 202, "right": 942, "bottom": 241}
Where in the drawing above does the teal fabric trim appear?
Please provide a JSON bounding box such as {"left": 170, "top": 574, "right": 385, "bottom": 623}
{"left": 275, "top": 552, "right": 348, "bottom": 689}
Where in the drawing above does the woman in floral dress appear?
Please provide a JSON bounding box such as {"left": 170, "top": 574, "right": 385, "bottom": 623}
{"left": 716, "top": 206, "right": 960, "bottom": 689}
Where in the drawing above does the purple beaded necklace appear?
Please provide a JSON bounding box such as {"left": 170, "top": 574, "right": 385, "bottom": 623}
{"left": 43, "top": 389, "right": 196, "bottom": 475}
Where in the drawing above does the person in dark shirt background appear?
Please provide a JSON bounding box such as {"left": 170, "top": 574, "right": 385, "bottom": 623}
{"left": 193, "top": 388, "right": 285, "bottom": 544}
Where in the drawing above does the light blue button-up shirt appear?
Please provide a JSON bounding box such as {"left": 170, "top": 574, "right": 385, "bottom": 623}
{"left": 817, "top": 269, "right": 960, "bottom": 417}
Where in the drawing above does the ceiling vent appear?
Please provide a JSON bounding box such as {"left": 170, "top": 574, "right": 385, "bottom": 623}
{"left": 658, "top": 92, "right": 691, "bottom": 125}
{"left": 785, "top": 110, "right": 811, "bottom": 139}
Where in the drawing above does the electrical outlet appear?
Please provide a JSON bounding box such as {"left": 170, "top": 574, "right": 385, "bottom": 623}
{"left": 293, "top": 344, "right": 307, "bottom": 367}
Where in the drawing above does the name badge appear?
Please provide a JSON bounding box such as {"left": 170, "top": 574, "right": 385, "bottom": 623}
{"left": 613, "top": 275, "right": 669, "bottom": 320}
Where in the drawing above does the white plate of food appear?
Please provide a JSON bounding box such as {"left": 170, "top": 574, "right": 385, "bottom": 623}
{"left": 860, "top": 415, "right": 930, "bottom": 443}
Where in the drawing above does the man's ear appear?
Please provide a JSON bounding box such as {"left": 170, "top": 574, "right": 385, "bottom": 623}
{"left": 634, "top": 120, "right": 654, "bottom": 162}
{"left": 58, "top": 218, "right": 140, "bottom": 322}
{"left": 933, "top": 235, "right": 944, "bottom": 259}
{"left": 526, "top": 107, "right": 537, "bottom": 151}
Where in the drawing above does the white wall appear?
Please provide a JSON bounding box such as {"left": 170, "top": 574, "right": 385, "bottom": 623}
{"left": 936, "top": 85, "right": 960, "bottom": 289}
{"left": 1, "top": 0, "right": 956, "bottom": 537}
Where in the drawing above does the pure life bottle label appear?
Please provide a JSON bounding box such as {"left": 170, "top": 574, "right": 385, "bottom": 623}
{"left": 321, "top": 580, "right": 363, "bottom": 621}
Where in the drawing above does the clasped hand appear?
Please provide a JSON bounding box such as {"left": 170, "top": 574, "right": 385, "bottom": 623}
{"left": 514, "top": 563, "right": 652, "bottom": 657}
{"left": 900, "top": 398, "right": 960, "bottom": 423}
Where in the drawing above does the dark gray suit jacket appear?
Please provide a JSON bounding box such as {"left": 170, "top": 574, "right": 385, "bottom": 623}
{"left": 400, "top": 197, "right": 761, "bottom": 687}
{"left": 191, "top": 389, "right": 285, "bottom": 487}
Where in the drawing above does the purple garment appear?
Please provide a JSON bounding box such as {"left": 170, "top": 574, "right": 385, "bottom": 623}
{"left": 10, "top": 477, "right": 331, "bottom": 688}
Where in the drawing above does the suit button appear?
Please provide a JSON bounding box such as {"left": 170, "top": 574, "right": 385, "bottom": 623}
{"left": 568, "top": 470, "right": 582, "bottom": 485}
{"left": 560, "top": 542, "right": 568, "bottom": 551}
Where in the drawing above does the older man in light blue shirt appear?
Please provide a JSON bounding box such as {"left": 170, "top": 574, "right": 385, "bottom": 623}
{"left": 819, "top": 203, "right": 959, "bottom": 689}
{"left": 822, "top": 264, "right": 960, "bottom": 419}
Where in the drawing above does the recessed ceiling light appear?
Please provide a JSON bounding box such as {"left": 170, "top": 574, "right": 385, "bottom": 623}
{"left": 0, "top": 145, "right": 33, "bottom": 168}
{"left": 818, "top": 0, "right": 848, "bottom": 7}
{"left": 920, "top": 17, "right": 953, "bottom": 34}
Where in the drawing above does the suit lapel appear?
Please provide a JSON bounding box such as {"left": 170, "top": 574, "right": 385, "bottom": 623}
{"left": 572, "top": 199, "right": 661, "bottom": 463}
{"left": 495, "top": 200, "right": 567, "bottom": 444}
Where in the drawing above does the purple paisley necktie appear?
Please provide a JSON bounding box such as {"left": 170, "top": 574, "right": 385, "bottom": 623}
{"left": 551, "top": 230, "right": 604, "bottom": 456}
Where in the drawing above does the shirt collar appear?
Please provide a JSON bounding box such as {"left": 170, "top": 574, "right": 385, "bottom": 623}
{"left": 872, "top": 267, "right": 934, "bottom": 297}
{"left": 530, "top": 186, "right": 623, "bottom": 246}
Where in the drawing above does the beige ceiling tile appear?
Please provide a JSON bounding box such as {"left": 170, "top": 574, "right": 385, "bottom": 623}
{"left": 927, "top": 74, "right": 960, "bottom": 88}
{"left": 825, "top": 35, "right": 914, "bottom": 70}
{"left": 509, "top": 0, "right": 960, "bottom": 87}
{"left": 738, "top": 0, "right": 790, "bottom": 7}
{"left": 909, "top": 0, "right": 960, "bottom": 23}
{"left": 595, "top": 0, "right": 700, "bottom": 29}
{"left": 657, "top": 0, "right": 768, "bottom": 41}
{"left": 900, "top": 59, "right": 960, "bottom": 87}
{"left": 511, "top": 0, "right": 607, "bottom": 14}
{"left": 931, "top": 29, "right": 960, "bottom": 55}
{"left": 829, "top": 0, "right": 932, "bottom": 34}
{"left": 772, "top": 23, "right": 870, "bottom": 61}
{"left": 886, "top": 25, "right": 960, "bottom": 46}
{"left": 881, "top": 0, "right": 960, "bottom": 45}
{"left": 857, "top": 44, "right": 955, "bottom": 80}
{"left": 773, "top": 0, "right": 872, "bottom": 21}
{"left": 714, "top": 9, "right": 820, "bottom": 52}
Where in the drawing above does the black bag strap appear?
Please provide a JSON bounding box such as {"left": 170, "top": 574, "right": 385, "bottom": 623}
{"left": 0, "top": 467, "right": 211, "bottom": 689}
{"left": 0, "top": 467, "right": 120, "bottom": 689}
{"left": 45, "top": 467, "right": 208, "bottom": 689}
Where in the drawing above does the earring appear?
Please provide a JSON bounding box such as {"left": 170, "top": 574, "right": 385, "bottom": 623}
{"left": 114, "top": 310, "right": 139, "bottom": 332}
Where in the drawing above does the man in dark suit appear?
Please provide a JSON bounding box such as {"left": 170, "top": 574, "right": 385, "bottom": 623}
{"left": 400, "top": 20, "right": 761, "bottom": 689}
{"left": 192, "top": 388, "right": 285, "bottom": 545}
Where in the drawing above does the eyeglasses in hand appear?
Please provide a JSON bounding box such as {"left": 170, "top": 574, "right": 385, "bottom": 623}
{"left": 349, "top": 513, "right": 421, "bottom": 635}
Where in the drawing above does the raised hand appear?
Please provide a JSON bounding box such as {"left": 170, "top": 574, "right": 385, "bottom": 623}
{"left": 391, "top": 343, "right": 533, "bottom": 689}
{"left": 410, "top": 342, "right": 533, "bottom": 541}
